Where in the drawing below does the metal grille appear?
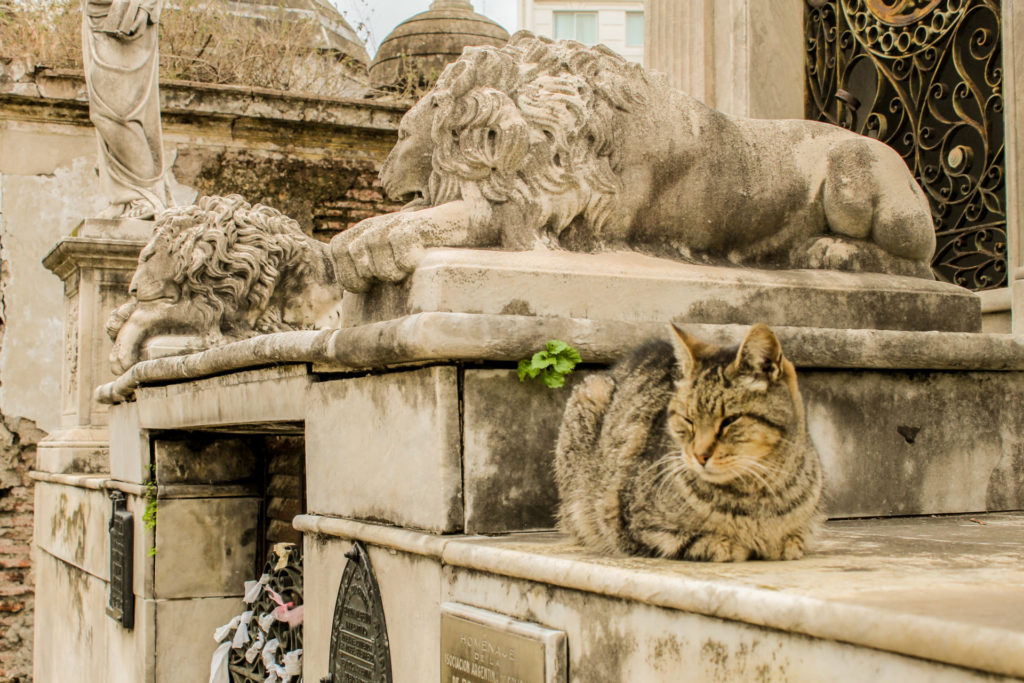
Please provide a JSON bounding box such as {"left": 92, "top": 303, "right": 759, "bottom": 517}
{"left": 228, "top": 544, "right": 303, "bottom": 682}
{"left": 805, "top": 0, "right": 1006, "bottom": 289}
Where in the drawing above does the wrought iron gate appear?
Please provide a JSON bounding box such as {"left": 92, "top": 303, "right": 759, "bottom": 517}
{"left": 805, "top": 0, "right": 1006, "bottom": 289}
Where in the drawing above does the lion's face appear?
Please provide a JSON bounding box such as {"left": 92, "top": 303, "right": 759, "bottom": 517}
{"left": 130, "top": 230, "right": 181, "bottom": 304}
{"left": 381, "top": 97, "right": 434, "bottom": 210}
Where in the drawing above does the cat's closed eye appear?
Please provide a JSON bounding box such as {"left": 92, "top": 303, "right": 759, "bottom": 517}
{"left": 717, "top": 414, "right": 740, "bottom": 435}
{"left": 669, "top": 413, "right": 693, "bottom": 438}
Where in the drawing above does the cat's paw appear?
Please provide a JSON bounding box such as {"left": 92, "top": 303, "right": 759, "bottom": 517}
{"left": 686, "top": 536, "right": 751, "bottom": 562}
{"left": 780, "top": 535, "right": 806, "bottom": 560}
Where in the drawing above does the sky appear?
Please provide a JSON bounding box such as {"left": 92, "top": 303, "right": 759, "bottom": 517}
{"left": 331, "top": 0, "right": 519, "bottom": 57}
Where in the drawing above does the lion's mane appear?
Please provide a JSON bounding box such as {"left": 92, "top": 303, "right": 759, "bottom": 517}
{"left": 153, "top": 194, "right": 313, "bottom": 334}
{"left": 421, "top": 31, "right": 652, "bottom": 241}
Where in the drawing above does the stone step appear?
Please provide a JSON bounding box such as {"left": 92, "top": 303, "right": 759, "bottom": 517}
{"left": 298, "top": 511, "right": 1024, "bottom": 682}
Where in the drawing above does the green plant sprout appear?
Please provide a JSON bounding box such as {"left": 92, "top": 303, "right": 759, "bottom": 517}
{"left": 518, "top": 340, "right": 582, "bottom": 388}
{"left": 143, "top": 466, "right": 157, "bottom": 557}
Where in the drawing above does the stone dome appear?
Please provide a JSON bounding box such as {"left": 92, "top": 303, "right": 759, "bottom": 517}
{"left": 226, "top": 0, "right": 370, "bottom": 63}
{"left": 369, "top": 0, "right": 509, "bottom": 88}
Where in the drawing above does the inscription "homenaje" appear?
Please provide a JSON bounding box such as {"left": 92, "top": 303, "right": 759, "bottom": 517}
{"left": 441, "top": 613, "right": 549, "bottom": 683}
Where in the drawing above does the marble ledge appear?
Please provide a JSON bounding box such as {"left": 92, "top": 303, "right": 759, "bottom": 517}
{"left": 293, "top": 512, "right": 1024, "bottom": 680}
{"left": 29, "top": 471, "right": 256, "bottom": 499}
{"left": 96, "top": 314, "right": 1024, "bottom": 404}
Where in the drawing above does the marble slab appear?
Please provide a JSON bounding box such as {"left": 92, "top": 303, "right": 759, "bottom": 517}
{"left": 342, "top": 248, "right": 981, "bottom": 332}
{"left": 294, "top": 512, "right": 1024, "bottom": 680}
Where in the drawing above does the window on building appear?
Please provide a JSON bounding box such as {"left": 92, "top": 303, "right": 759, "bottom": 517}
{"left": 626, "top": 11, "right": 644, "bottom": 47}
{"left": 553, "top": 11, "right": 598, "bottom": 45}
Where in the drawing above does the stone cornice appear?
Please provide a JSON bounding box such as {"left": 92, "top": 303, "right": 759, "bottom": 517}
{"left": 0, "top": 65, "right": 409, "bottom": 134}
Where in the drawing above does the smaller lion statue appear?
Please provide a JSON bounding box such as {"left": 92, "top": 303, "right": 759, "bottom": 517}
{"left": 108, "top": 194, "right": 341, "bottom": 374}
{"left": 331, "top": 32, "right": 937, "bottom": 293}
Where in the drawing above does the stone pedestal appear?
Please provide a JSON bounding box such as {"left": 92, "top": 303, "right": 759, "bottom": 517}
{"left": 343, "top": 248, "right": 981, "bottom": 333}
{"left": 37, "top": 218, "right": 151, "bottom": 473}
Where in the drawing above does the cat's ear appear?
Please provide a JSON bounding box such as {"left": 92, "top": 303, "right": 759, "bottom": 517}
{"left": 669, "top": 324, "right": 710, "bottom": 376}
{"left": 731, "top": 324, "right": 783, "bottom": 385}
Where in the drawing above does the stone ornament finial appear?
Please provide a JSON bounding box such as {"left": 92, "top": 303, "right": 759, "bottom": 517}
{"left": 82, "top": 0, "right": 171, "bottom": 220}
{"left": 333, "top": 31, "right": 937, "bottom": 293}
{"left": 429, "top": 0, "right": 475, "bottom": 10}
{"left": 106, "top": 195, "right": 342, "bottom": 374}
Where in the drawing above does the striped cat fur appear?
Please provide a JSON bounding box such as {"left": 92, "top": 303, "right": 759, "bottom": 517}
{"left": 554, "top": 324, "right": 824, "bottom": 561}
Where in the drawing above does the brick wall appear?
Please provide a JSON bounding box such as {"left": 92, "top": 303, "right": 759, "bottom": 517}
{"left": 0, "top": 416, "right": 44, "bottom": 682}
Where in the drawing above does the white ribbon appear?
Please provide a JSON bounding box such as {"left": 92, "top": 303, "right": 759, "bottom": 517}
{"left": 262, "top": 638, "right": 288, "bottom": 682}
{"left": 244, "top": 574, "right": 270, "bottom": 604}
{"left": 282, "top": 648, "right": 302, "bottom": 676}
{"left": 261, "top": 638, "right": 280, "bottom": 672}
{"left": 231, "top": 610, "right": 253, "bottom": 649}
{"left": 258, "top": 611, "right": 276, "bottom": 633}
{"left": 213, "top": 615, "right": 240, "bottom": 643}
{"left": 245, "top": 630, "right": 266, "bottom": 664}
{"left": 208, "top": 640, "right": 231, "bottom": 683}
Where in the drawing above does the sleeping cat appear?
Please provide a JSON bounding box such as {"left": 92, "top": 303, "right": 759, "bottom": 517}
{"left": 554, "top": 324, "right": 823, "bottom": 561}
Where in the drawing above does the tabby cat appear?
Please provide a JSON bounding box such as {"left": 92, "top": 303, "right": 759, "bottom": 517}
{"left": 554, "top": 324, "right": 823, "bottom": 561}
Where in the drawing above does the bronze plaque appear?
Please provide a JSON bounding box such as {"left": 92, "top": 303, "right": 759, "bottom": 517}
{"left": 328, "top": 542, "right": 392, "bottom": 682}
{"left": 441, "top": 604, "right": 566, "bottom": 683}
{"left": 106, "top": 491, "right": 134, "bottom": 629}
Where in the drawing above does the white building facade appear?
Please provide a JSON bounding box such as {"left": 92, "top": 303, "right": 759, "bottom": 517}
{"left": 518, "top": 0, "right": 645, "bottom": 64}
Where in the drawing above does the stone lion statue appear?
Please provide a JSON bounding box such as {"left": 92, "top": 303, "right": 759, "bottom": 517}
{"left": 108, "top": 194, "right": 341, "bottom": 374}
{"left": 331, "top": 31, "right": 936, "bottom": 292}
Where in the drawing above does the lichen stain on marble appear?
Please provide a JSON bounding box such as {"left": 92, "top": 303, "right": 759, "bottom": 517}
{"left": 52, "top": 491, "right": 87, "bottom": 565}
{"left": 57, "top": 559, "right": 92, "bottom": 641}
{"left": 986, "top": 445, "right": 1024, "bottom": 510}
{"left": 572, "top": 616, "right": 636, "bottom": 682}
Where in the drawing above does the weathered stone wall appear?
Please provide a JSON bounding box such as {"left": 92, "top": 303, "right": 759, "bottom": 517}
{"left": 0, "top": 60, "right": 405, "bottom": 681}
{"left": 0, "top": 415, "right": 44, "bottom": 682}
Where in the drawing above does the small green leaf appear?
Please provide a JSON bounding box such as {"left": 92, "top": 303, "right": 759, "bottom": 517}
{"left": 541, "top": 371, "right": 566, "bottom": 388}
{"left": 517, "top": 358, "right": 531, "bottom": 381}
{"left": 517, "top": 340, "right": 581, "bottom": 389}
{"left": 546, "top": 339, "right": 570, "bottom": 355}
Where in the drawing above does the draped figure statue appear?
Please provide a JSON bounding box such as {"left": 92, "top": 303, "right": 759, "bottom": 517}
{"left": 82, "top": 0, "right": 170, "bottom": 219}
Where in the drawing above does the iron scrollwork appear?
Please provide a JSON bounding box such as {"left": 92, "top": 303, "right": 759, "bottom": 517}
{"left": 806, "top": 0, "right": 1006, "bottom": 290}
{"left": 228, "top": 544, "right": 304, "bottom": 682}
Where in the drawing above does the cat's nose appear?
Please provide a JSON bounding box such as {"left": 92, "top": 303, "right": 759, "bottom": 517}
{"left": 695, "top": 451, "right": 712, "bottom": 466}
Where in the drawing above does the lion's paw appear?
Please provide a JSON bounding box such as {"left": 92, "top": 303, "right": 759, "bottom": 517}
{"left": 331, "top": 214, "right": 426, "bottom": 293}
{"left": 795, "top": 236, "right": 865, "bottom": 271}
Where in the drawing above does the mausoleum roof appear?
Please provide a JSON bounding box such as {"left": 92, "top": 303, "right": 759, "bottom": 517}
{"left": 369, "top": 0, "right": 509, "bottom": 88}
{"left": 225, "top": 0, "right": 370, "bottom": 63}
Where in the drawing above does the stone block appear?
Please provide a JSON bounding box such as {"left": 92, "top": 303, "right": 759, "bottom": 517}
{"left": 306, "top": 366, "right": 462, "bottom": 532}
{"left": 110, "top": 401, "right": 149, "bottom": 484}
{"left": 154, "top": 597, "right": 242, "bottom": 683}
{"left": 135, "top": 365, "right": 310, "bottom": 430}
{"left": 106, "top": 597, "right": 155, "bottom": 683}
{"left": 153, "top": 435, "right": 260, "bottom": 486}
{"left": 443, "top": 564, "right": 1007, "bottom": 682}
{"left": 804, "top": 370, "right": 1024, "bottom": 517}
{"left": 35, "top": 427, "right": 109, "bottom": 474}
{"left": 153, "top": 496, "right": 260, "bottom": 599}
{"left": 33, "top": 480, "right": 110, "bottom": 581}
{"left": 303, "top": 535, "right": 443, "bottom": 683}
{"left": 462, "top": 369, "right": 593, "bottom": 533}
{"left": 343, "top": 248, "right": 980, "bottom": 333}
{"left": 33, "top": 551, "right": 109, "bottom": 683}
